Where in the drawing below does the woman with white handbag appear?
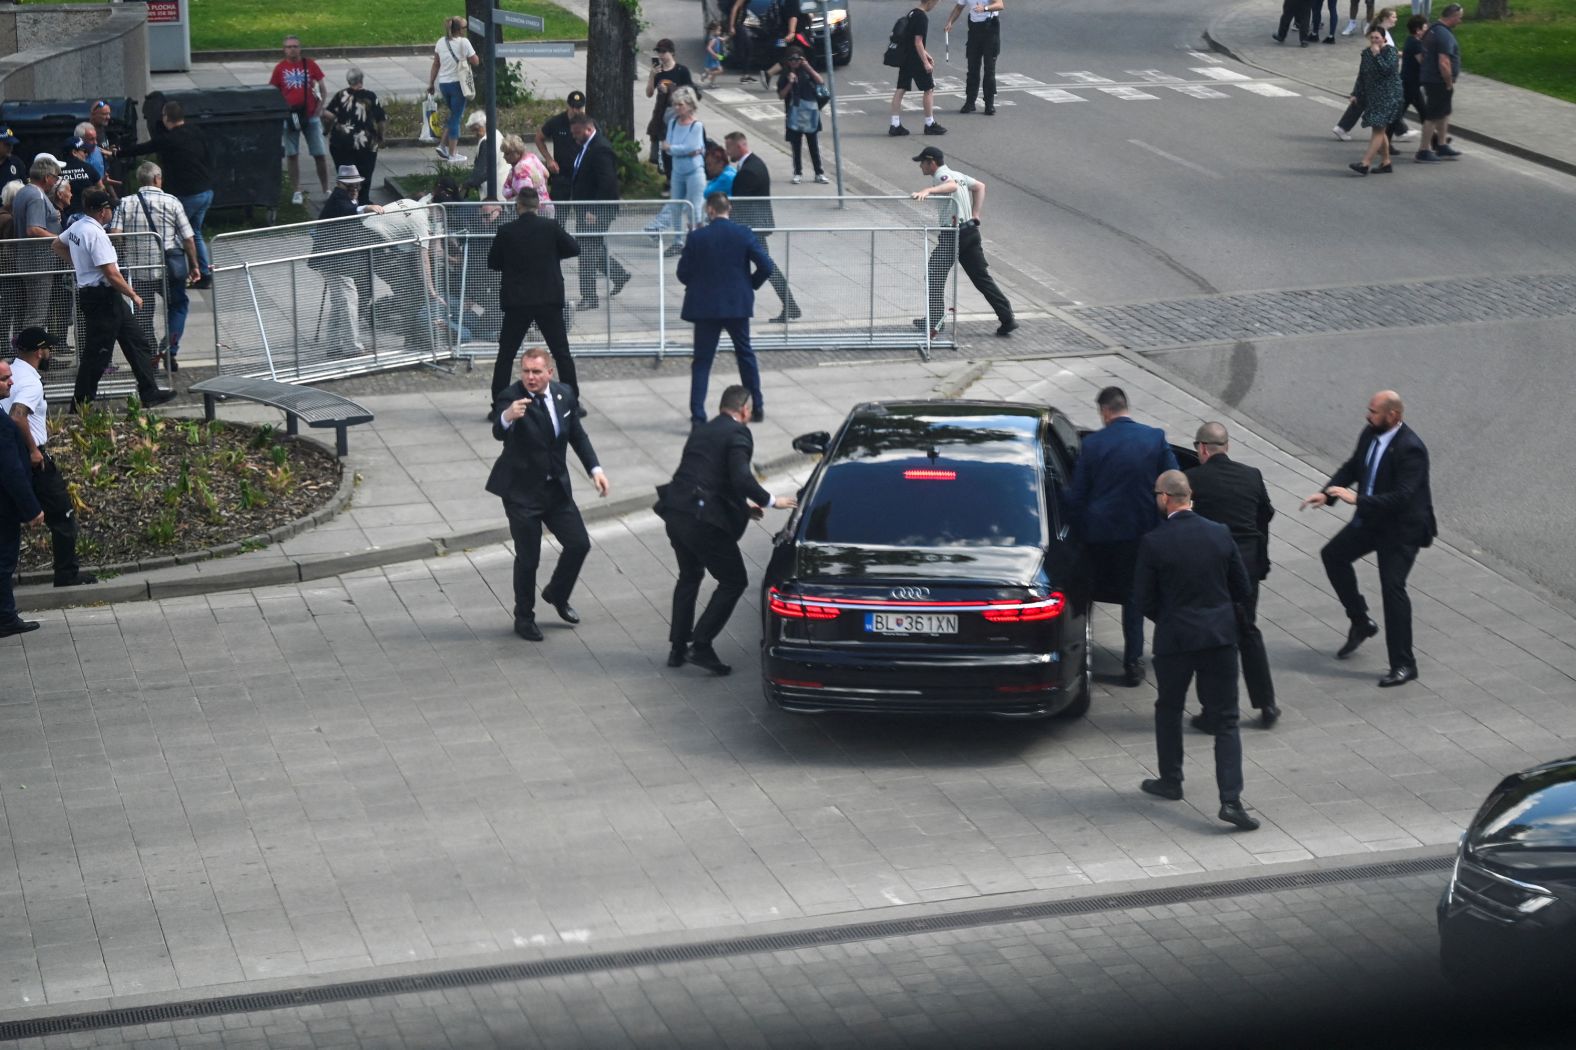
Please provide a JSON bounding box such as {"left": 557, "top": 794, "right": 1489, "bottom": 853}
{"left": 427, "top": 16, "right": 480, "bottom": 164}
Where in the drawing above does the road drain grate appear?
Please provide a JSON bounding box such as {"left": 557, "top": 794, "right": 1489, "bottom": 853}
{"left": 0, "top": 852, "right": 1452, "bottom": 1040}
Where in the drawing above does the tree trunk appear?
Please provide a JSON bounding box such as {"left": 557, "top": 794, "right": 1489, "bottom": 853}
{"left": 1477, "top": 0, "right": 1509, "bottom": 18}
{"left": 587, "top": 0, "right": 638, "bottom": 140}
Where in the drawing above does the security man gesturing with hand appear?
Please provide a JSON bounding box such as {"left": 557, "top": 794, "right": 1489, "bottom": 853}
{"left": 944, "top": 0, "right": 1004, "bottom": 115}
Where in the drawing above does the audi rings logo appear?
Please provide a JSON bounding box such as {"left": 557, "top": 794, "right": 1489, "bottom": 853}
{"left": 890, "top": 587, "right": 932, "bottom": 600}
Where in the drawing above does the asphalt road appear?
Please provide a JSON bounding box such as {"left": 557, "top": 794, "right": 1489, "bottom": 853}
{"left": 650, "top": 0, "right": 1576, "bottom": 606}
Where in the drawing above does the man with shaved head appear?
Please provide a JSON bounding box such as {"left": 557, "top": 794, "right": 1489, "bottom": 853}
{"left": 1132, "top": 469, "right": 1259, "bottom": 831}
{"left": 1301, "top": 390, "right": 1435, "bottom": 687}
{"left": 1186, "top": 421, "right": 1279, "bottom": 728}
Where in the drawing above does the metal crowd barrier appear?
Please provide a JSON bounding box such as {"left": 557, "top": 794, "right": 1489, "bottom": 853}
{"left": 440, "top": 199, "right": 696, "bottom": 363}
{"left": 210, "top": 205, "right": 450, "bottom": 382}
{"left": 1, "top": 231, "right": 171, "bottom": 402}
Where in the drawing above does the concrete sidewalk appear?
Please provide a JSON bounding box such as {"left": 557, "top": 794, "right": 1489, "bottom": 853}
{"left": 1207, "top": 0, "right": 1576, "bottom": 175}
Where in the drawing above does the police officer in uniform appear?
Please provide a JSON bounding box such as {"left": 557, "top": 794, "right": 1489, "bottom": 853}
{"left": 944, "top": 0, "right": 1005, "bottom": 115}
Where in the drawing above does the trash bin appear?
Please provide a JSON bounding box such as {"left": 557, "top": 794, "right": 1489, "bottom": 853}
{"left": 142, "top": 87, "right": 287, "bottom": 213}
{"left": 0, "top": 97, "right": 138, "bottom": 169}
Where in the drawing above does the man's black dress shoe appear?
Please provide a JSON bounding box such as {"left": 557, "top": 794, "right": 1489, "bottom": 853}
{"left": 1122, "top": 660, "right": 1145, "bottom": 687}
{"left": 1260, "top": 704, "right": 1281, "bottom": 728}
{"left": 687, "top": 644, "right": 732, "bottom": 676}
{"left": 1337, "top": 617, "right": 1378, "bottom": 658}
{"left": 1378, "top": 666, "right": 1417, "bottom": 688}
{"left": 541, "top": 589, "right": 580, "bottom": 624}
{"left": 54, "top": 572, "right": 98, "bottom": 587}
{"left": 1190, "top": 714, "right": 1219, "bottom": 734}
{"left": 751, "top": 407, "right": 764, "bottom": 422}
{"left": 610, "top": 271, "right": 631, "bottom": 297}
{"left": 667, "top": 645, "right": 686, "bottom": 668}
{"left": 0, "top": 619, "right": 40, "bottom": 638}
{"left": 1140, "top": 778, "right": 1183, "bottom": 800}
{"left": 982, "top": 105, "right": 996, "bottom": 115}
{"left": 959, "top": 101, "right": 977, "bottom": 113}
{"left": 1219, "top": 801, "right": 1260, "bottom": 831}
{"left": 514, "top": 618, "right": 543, "bottom": 642}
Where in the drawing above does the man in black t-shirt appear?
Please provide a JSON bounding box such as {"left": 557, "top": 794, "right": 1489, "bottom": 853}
{"left": 535, "top": 90, "right": 586, "bottom": 202}
{"left": 888, "top": 0, "right": 946, "bottom": 138}
{"left": 57, "top": 138, "right": 101, "bottom": 219}
{"left": 645, "top": 39, "right": 695, "bottom": 171}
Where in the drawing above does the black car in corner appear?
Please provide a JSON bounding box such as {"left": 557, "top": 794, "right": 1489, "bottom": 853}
{"left": 1439, "top": 754, "right": 1576, "bottom": 986}
{"left": 761, "top": 401, "right": 1092, "bottom": 719}
{"left": 701, "top": 0, "right": 852, "bottom": 71}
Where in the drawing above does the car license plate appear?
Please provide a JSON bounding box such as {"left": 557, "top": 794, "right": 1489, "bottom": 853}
{"left": 865, "top": 612, "right": 957, "bottom": 635}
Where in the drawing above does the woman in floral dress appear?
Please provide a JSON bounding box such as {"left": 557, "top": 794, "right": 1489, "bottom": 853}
{"left": 1348, "top": 28, "right": 1402, "bottom": 175}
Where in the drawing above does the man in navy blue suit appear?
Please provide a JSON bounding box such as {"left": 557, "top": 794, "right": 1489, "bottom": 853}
{"left": 1133, "top": 470, "right": 1259, "bottom": 831}
{"left": 0, "top": 360, "right": 46, "bottom": 638}
{"left": 676, "top": 192, "right": 775, "bottom": 427}
{"left": 1067, "top": 386, "right": 1179, "bottom": 686}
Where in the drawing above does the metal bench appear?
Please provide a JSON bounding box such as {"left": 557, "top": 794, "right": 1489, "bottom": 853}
{"left": 188, "top": 377, "right": 374, "bottom": 458}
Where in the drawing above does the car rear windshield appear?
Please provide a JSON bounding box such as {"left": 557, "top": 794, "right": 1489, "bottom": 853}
{"left": 801, "top": 414, "right": 1043, "bottom": 547}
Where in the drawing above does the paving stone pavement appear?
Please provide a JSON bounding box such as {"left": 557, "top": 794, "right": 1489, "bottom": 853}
{"left": 1068, "top": 272, "right": 1576, "bottom": 350}
{"left": 4, "top": 351, "right": 1576, "bottom": 1022}
{"left": 4, "top": 871, "right": 1555, "bottom": 1049}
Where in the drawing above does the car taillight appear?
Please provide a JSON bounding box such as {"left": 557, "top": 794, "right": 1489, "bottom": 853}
{"left": 902, "top": 469, "right": 956, "bottom": 481}
{"left": 768, "top": 587, "right": 841, "bottom": 620}
{"left": 980, "top": 592, "right": 1065, "bottom": 622}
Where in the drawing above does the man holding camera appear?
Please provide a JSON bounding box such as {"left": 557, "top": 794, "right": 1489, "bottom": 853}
{"left": 269, "top": 34, "right": 330, "bottom": 205}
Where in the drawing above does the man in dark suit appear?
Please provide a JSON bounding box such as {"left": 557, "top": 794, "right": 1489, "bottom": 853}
{"left": 1186, "top": 421, "right": 1280, "bottom": 728}
{"left": 1066, "top": 386, "right": 1179, "bottom": 686}
{"left": 656, "top": 384, "right": 797, "bottom": 675}
{"left": 0, "top": 360, "right": 45, "bottom": 638}
{"left": 1133, "top": 470, "right": 1259, "bottom": 832}
{"left": 486, "top": 188, "right": 580, "bottom": 417}
{"left": 485, "top": 347, "right": 612, "bottom": 641}
{"left": 566, "top": 114, "right": 630, "bottom": 310}
{"left": 1300, "top": 389, "right": 1436, "bottom": 687}
{"left": 723, "top": 132, "right": 799, "bottom": 323}
{"left": 677, "top": 192, "right": 774, "bottom": 427}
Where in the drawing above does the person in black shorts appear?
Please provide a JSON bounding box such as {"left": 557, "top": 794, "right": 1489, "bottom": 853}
{"left": 1415, "top": 4, "right": 1464, "bottom": 163}
{"left": 889, "top": 0, "right": 947, "bottom": 138}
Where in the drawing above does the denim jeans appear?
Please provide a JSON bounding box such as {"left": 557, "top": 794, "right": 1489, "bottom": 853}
{"left": 655, "top": 161, "right": 706, "bottom": 246}
{"left": 180, "top": 189, "right": 214, "bottom": 276}
{"left": 439, "top": 81, "right": 467, "bottom": 141}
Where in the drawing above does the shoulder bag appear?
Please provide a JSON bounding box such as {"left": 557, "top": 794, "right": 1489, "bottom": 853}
{"left": 138, "top": 191, "right": 188, "bottom": 285}
{"left": 447, "top": 38, "right": 476, "bottom": 99}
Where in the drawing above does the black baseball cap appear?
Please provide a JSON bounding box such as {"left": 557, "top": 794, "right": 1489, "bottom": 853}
{"left": 15, "top": 327, "right": 53, "bottom": 352}
{"left": 567, "top": 90, "right": 586, "bottom": 108}
{"left": 0, "top": 126, "right": 18, "bottom": 145}
{"left": 912, "top": 146, "right": 944, "bottom": 164}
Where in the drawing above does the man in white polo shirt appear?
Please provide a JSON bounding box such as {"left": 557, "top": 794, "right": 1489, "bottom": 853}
{"left": 2, "top": 327, "right": 96, "bottom": 588}
{"left": 909, "top": 145, "right": 1016, "bottom": 339}
{"left": 52, "top": 188, "right": 174, "bottom": 408}
{"left": 944, "top": 0, "right": 1005, "bottom": 115}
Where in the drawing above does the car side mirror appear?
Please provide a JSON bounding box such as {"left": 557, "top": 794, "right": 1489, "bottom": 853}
{"left": 792, "top": 431, "right": 830, "bottom": 456}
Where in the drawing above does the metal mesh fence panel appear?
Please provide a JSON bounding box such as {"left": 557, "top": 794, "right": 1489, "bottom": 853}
{"left": 1, "top": 231, "right": 171, "bottom": 403}
{"left": 210, "top": 204, "right": 450, "bottom": 383}
{"left": 729, "top": 195, "right": 959, "bottom": 355}
{"left": 441, "top": 200, "right": 696, "bottom": 362}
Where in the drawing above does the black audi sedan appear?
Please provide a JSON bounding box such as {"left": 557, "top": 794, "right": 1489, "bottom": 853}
{"left": 1438, "top": 754, "right": 1576, "bottom": 986}
{"left": 761, "top": 401, "right": 1091, "bottom": 719}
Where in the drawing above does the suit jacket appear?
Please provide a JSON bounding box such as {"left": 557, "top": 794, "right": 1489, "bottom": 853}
{"left": 729, "top": 152, "right": 774, "bottom": 235}
{"left": 1067, "top": 417, "right": 1180, "bottom": 543}
{"left": 317, "top": 187, "right": 362, "bottom": 222}
{"left": 676, "top": 217, "right": 772, "bottom": 322}
{"left": 568, "top": 131, "right": 620, "bottom": 205}
{"left": 655, "top": 414, "right": 773, "bottom": 540}
{"left": 1325, "top": 422, "right": 1437, "bottom": 548}
{"left": 1186, "top": 453, "right": 1274, "bottom": 580}
{"left": 1133, "top": 510, "right": 1252, "bottom": 657}
{"left": 485, "top": 380, "right": 599, "bottom": 507}
{"left": 0, "top": 412, "right": 41, "bottom": 525}
{"left": 487, "top": 211, "right": 579, "bottom": 310}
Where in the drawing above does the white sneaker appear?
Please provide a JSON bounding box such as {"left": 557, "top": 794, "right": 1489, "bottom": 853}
{"left": 1341, "top": 18, "right": 1358, "bottom": 34}
{"left": 814, "top": 173, "right": 830, "bottom": 184}
{"left": 449, "top": 152, "right": 467, "bottom": 163}
{"left": 1332, "top": 125, "right": 1352, "bottom": 141}
{"left": 291, "top": 190, "right": 304, "bottom": 205}
{"left": 1395, "top": 128, "right": 1419, "bottom": 140}
{"left": 791, "top": 173, "right": 803, "bottom": 184}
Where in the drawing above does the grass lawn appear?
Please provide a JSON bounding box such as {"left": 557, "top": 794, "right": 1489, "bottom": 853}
{"left": 17, "top": 1, "right": 586, "bottom": 49}
{"left": 1404, "top": 0, "right": 1576, "bottom": 103}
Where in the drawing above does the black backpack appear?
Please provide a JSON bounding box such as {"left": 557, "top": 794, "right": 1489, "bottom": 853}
{"left": 883, "top": 9, "right": 916, "bottom": 67}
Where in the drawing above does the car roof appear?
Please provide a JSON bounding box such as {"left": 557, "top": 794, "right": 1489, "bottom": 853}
{"left": 848, "top": 400, "right": 1063, "bottom": 422}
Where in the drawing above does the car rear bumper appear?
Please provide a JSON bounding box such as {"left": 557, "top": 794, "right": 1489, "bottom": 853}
{"left": 763, "top": 643, "right": 1075, "bottom": 717}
